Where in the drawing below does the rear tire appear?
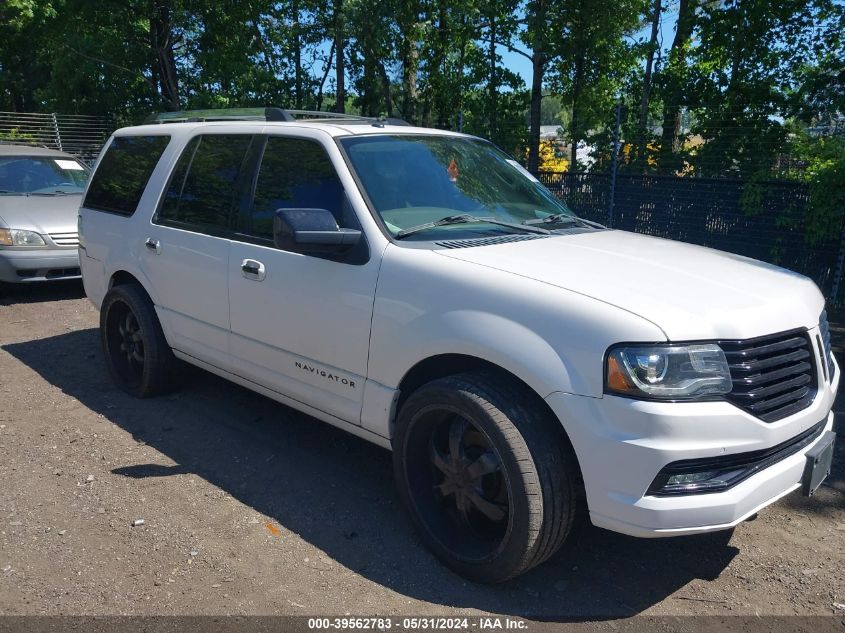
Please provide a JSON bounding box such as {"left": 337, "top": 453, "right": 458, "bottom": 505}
{"left": 392, "top": 372, "right": 577, "bottom": 583}
{"left": 100, "top": 283, "right": 179, "bottom": 398}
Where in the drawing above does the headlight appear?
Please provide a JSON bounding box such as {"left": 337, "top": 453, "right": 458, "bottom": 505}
{"left": 0, "top": 228, "right": 46, "bottom": 246}
{"left": 606, "top": 344, "right": 732, "bottom": 399}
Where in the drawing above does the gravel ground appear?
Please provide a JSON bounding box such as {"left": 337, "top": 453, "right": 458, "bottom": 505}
{"left": 0, "top": 281, "right": 843, "bottom": 620}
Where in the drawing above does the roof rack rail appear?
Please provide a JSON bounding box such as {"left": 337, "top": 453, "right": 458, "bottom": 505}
{"left": 144, "top": 107, "right": 411, "bottom": 127}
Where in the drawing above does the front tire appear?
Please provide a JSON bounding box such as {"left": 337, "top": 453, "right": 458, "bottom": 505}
{"left": 100, "top": 283, "right": 178, "bottom": 398}
{"left": 393, "top": 372, "right": 577, "bottom": 583}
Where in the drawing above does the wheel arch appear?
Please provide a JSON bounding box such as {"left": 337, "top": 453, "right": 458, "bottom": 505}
{"left": 108, "top": 269, "right": 158, "bottom": 305}
{"left": 394, "top": 353, "right": 583, "bottom": 488}
{"left": 105, "top": 268, "right": 173, "bottom": 345}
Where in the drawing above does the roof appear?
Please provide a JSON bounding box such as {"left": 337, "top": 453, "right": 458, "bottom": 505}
{"left": 112, "top": 120, "right": 470, "bottom": 139}
{"left": 0, "top": 143, "right": 78, "bottom": 158}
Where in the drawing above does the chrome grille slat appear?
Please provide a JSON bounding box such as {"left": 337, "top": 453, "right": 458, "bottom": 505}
{"left": 726, "top": 348, "right": 811, "bottom": 373}
{"left": 721, "top": 335, "right": 806, "bottom": 359}
{"left": 729, "top": 374, "right": 812, "bottom": 401}
{"left": 49, "top": 232, "right": 79, "bottom": 246}
{"left": 746, "top": 386, "right": 811, "bottom": 412}
{"left": 755, "top": 392, "right": 816, "bottom": 422}
{"left": 731, "top": 360, "right": 812, "bottom": 387}
{"left": 722, "top": 329, "right": 817, "bottom": 423}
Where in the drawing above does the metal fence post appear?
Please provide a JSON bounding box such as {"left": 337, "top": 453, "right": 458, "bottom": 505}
{"left": 830, "top": 211, "right": 845, "bottom": 303}
{"left": 607, "top": 100, "right": 622, "bottom": 228}
{"left": 51, "top": 112, "right": 63, "bottom": 152}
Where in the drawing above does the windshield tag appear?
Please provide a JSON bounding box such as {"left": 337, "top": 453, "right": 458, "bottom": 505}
{"left": 506, "top": 159, "right": 540, "bottom": 183}
{"left": 55, "top": 159, "right": 84, "bottom": 170}
{"left": 447, "top": 159, "right": 459, "bottom": 182}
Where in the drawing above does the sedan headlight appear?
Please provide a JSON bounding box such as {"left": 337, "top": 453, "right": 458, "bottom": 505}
{"left": 0, "top": 228, "right": 46, "bottom": 246}
{"left": 606, "top": 344, "right": 732, "bottom": 399}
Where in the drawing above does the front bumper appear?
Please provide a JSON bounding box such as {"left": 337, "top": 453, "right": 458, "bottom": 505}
{"left": 546, "top": 337, "right": 838, "bottom": 538}
{"left": 0, "top": 247, "right": 81, "bottom": 282}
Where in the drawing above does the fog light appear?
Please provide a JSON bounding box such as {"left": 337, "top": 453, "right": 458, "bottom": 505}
{"left": 649, "top": 467, "right": 747, "bottom": 495}
{"left": 647, "top": 421, "right": 827, "bottom": 497}
{"left": 666, "top": 472, "right": 719, "bottom": 485}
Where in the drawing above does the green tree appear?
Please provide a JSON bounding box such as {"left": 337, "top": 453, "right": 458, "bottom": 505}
{"left": 549, "top": 0, "right": 645, "bottom": 168}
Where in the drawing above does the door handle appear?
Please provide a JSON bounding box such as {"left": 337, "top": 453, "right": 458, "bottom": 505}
{"left": 241, "top": 258, "right": 266, "bottom": 281}
{"left": 144, "top": 237, "right": 161, "bottom": 254}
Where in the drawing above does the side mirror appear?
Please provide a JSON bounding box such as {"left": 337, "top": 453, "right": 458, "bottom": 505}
{"left": 273, "top": 208, "right": 362, "bottom": 254}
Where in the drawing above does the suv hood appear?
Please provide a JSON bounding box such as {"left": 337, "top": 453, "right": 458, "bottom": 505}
{"left": 435, "top": 230, "right": 825, "bottom": 341}
{"left": 0, "top": 194, "right": 82, "bottom": 235}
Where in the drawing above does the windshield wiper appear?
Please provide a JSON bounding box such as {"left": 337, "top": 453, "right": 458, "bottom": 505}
{"left": 396, "top": 213, "right": 550, "bottom": 240}
{"left": 30, "top": 191, "right": 72, "bottom": 196}
{"left": 523, "top": 213, "right": 605, "bottom": 229}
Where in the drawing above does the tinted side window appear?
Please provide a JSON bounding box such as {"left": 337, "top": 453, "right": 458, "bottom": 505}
{"left": 157, "top": 134, "right": 254, "bottom": 232}
{"left": 83, "top": 135, "right": 170, "bottom": 216}
{"left": 244, "top": 137, "right": 344, "bottom": 239}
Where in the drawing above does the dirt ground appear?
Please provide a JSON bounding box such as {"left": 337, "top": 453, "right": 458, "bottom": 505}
{"left": 0, "top": 280, "right": 843, "bottom": 621}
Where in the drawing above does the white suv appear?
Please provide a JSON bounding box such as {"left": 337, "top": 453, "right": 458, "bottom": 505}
{"left": 78, "top": 108, "right": 838, "bottom": 583}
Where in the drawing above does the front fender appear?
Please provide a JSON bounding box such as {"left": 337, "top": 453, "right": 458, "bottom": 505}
{"left": 367, "top": 246, "right": 667, "bottom": 401}
{"left": 377, "top": 309, "right": 578, "bottom": 399}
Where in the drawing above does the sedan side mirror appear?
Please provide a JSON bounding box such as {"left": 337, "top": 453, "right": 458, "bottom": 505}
{"left": 273, "top": 208, "right": 362, "bottom": 254}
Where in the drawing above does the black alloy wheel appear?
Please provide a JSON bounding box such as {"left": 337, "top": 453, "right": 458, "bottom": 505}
{"left": 393, "top": 372, "right": 577, "bottom": 583}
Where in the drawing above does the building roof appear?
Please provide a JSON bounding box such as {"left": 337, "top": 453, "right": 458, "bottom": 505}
{"left": 540, "top": 125, "right": 564, "bottom": 139}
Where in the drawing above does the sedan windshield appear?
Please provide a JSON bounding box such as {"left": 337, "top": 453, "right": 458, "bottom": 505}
{"left": 0, "top": 156, "right": 89, "bottom": 195}
{"left": 339, "top": 135, "right": 579, "bottom": 240}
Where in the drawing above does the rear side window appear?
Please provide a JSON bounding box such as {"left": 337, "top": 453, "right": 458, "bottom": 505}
{"left": 242, "top": 137, "right": 345, "bottom": 239}
{"left": 157, "top": 134, "right": 254, "bottom": 233}
{"left": 83, "top": 135, "right": 170, "bottom": 216}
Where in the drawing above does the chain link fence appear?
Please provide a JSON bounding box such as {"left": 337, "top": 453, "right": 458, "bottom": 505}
{"left": 0, "top": 111, "right": 111, "bottom": 166}
{"left": 534, "top": 104, "right": 845, "bottom": 303}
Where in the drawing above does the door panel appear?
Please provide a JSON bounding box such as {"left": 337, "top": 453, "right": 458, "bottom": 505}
{"left": 141, "top": 132, "right": 256, "bottom": 369}
{"left": 141, "top": 226, "right": 230, "bottom": 368}
{"left": 228, "top": 135, "right": 380, "bottom": 424}
{"left": 229, "top": 243, "right": 378, "bottom": 421}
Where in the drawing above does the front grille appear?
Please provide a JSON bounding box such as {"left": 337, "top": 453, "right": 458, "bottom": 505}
{"left": 49, "top": 232, "right": 79, "bottom": 246}
{"left": 721, "top": 330, "right": 816, "bottom": 423}
{"left": 819, "top": 310, "right": 835, "bottom": 380}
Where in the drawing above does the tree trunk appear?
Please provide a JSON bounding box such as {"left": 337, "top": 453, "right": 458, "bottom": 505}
{"left": 456, "top": 15, "right": 468, "bottom": 130}
{"left": 401, "top": 12, "right": 419, "bottom": 124}
{"left": 403, "top": 44, "right": 418, "bottom": 123}
{"left": 658, "top": 0, "right": 697, "bottom": 172}
{"left": 436, "top": 0, "right": 449, "bottom": 128}
{"left": 334, "top": 0, "right": 345, "bottom": 113}
{"left": 316, "top": 40, "right": 335, "bottom": 111}
{"left": 527, "top": 53, "right": 544, "bottom": 173}
{"left": 293, "top": 0, "right": 303, "bottom": 108}
{"left": 378, "top": 60, "right": 394, "bottom": 117}
{"left": 362, "top": 25, "right": 378, "bottom": 116}
{"left": 637, "top": 0, "right": 661, "bottom": 168}
{"left": 488, "top": 12, "right": 497, "bottom": 141}
{"left": 526, "top": 0, "right": 547, "bottom": 174}
{"left": 150, "top": 0, "right": 179, "bottom": 111}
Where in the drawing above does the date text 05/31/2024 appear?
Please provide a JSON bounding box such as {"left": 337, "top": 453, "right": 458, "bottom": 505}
{"left": 307, "top": 617, "right": 529, "bottom": 630}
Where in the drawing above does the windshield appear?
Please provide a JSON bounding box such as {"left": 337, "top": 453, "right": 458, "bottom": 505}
{"left": 0, "top": 156, "right": 89, "bottom": 195}
{"left": 339, "top": 135, "right": 578, "bottom": 240}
